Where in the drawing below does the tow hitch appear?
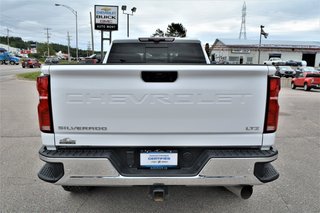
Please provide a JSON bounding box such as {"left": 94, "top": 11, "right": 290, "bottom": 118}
{"left": 149, "top": 185, "right": 168, "bottom": 202}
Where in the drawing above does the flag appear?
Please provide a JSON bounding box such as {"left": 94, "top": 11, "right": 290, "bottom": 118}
{"left": 261, "top": 28, "right": 268, "bottom": 38}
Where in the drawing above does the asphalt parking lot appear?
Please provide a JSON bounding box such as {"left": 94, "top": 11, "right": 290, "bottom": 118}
{"left": 0, "top": 66, "right": 319, "bottom": 212}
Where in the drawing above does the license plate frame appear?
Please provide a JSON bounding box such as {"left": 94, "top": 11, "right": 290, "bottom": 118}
{"left": 140, "top": 150, "right": 178, "bottom": 169}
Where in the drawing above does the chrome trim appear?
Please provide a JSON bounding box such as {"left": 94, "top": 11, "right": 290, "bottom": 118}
{"left": 39, "top": 154, "right": 277, "bottom": 186}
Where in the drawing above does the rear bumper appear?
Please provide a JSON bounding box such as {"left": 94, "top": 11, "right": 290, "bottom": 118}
{"left": 38, "top": 146, "right": 279, "bottom": 186}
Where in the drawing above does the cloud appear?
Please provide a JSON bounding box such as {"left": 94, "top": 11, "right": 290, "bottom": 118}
{"left": 17, "top": 21, "right": 43, "bottom": 29}
{"left": 0, "top": 0, "right": 319, "bottom": 50}
{"left": 268, "top": 19, "right": 320, "bottom": 33}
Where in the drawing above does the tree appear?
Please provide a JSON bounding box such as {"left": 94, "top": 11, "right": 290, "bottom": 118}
{"left": 151, "top": 29, "right": 165, "bottom": 37}
{"left": 151, "top": 23, "right": 187, "bottom": 38}
{"left": 0, "top": 36, "right": 87, "bottom": 57}
{"left": 165, "top": 23, "right": 187, "bottom": 37}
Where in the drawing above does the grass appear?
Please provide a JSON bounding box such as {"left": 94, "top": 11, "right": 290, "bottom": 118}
{"left": 58, "top": 61, "right": 79, "bottom": 65}
{"left": 17, "top": 71, "right": 41, "bottom": 81}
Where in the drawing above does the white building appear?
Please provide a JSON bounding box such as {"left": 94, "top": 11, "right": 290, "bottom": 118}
{"left": 0, "top": 43, "right": 20, "bottom": 54}
{"left": 210, "top": 39, "right": 320, "bottom": 67}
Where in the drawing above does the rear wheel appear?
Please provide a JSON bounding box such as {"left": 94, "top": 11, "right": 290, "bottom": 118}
{"left": 62, "top": 185, "right": 92, "bottom": 193}
{"left": 291, "top": 82, "right": 296, "bottom": 89}
{"left": 304, "top": 83, "right": 311, "bottom": 91}
{"left": 10, "top": 61, "right": 15, "bottom": 65}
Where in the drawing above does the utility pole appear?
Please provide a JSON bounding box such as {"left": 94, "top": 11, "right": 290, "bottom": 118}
{"left": 6, "top": 28, "right": 12, "bottom": 52}
{"left": 90, "top": 12, "right": 94, "bottom": 54}
{"left": 44, "top": 28, "right": 52, "bottom": 57}
{"left": 67, "top": 32, "right": 71, "bottom": 62}
{"left": 87, "top": 41, "right": 91, "bottom": 57}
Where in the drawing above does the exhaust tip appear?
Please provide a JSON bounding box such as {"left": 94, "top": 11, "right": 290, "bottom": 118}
{"left": 240, "top": 185, "right": 253, "bottom": 199}
{"left": 225, "top": 185, "right": 253, "bottom": 199}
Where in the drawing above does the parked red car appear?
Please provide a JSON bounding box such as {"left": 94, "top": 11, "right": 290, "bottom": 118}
{"left": 22, "top": 58, "right": 41, "bottom": 68}
{"left": 291, "top": 72, "right": 320, "bottom": 91}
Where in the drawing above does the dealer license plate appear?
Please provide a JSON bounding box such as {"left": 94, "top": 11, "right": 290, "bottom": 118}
{"left": 140, "top": 151, "right": 178, "bottom": 168}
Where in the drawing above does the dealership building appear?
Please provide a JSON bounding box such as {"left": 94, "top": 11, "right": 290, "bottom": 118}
{"left": 210, "top": 39, "right": 320, "bottom": 67}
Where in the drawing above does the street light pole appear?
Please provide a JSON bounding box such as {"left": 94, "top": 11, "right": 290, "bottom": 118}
{"left": 55, "top": 3, "right": 78, "bottom": 61}
{"left": 121, "top": 5, "right": 136, "bottom": 38}
{"left": 127, "top": 13, "right": 129, "bottom": 38}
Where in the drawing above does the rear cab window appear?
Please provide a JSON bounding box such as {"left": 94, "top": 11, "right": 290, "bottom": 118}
{"left": 107, "top": 40, "right": 207, "bottom": 64}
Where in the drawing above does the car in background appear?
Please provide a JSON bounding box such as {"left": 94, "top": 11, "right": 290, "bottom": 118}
{"left": 291, "top": 72, "right": 320, "bottom": 91}
{"left": 21, "top": 58, "right": 41, "bottom": 68}
{"left": 263, "top": 57, "right": 285, "bottom": 66}
{"left": 45, "top": 56, "right": 59, "bottom": 64}
{"left": 275, "top": 66, "right": 296, "bottom": 78}
{"left": 0, "top": 52, "right": 20, "bottom": 65}
{"left": 295, "top": 66, "right": 318, "bottom": 76}
{"left": 285, "top": 60, "right": 307, "bottom": 67}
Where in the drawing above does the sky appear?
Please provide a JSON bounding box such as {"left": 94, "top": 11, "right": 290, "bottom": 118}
{"left": 0, "top": 0, "right": 319, "bottom": 51}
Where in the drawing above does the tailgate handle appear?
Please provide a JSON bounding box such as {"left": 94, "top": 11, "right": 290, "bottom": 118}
{"left": 141, "top": 71, "right": 178, "bottom": 83}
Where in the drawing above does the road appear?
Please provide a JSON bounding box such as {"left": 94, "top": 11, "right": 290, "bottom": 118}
{"left": 0, "top": 64, "right": 40, "bottom": 82}
{"left": 0, "top": 74, "right": 319, "bottom": 212}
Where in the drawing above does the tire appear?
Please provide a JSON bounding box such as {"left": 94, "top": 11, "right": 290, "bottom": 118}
{"left": 10, "top": 61, "right": 15, "bottom": 65}
{"left": 22, "top": 66, "right": 25, "bottom": 68}
{"left": 62, "top": 185, "right": 92, "bottom": 193}
{"left": 304, "top": 83, "right": 311, "bottom": 91}
{"left": 291, "top": 82, "right": 296, "bottom": 89}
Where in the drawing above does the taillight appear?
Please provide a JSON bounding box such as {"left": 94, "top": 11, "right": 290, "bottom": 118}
{"left": 37, "top": 75, "right": 53, "bottom": 133}
{"left": 264, "top": 76, "right": 281, "bottom": 133}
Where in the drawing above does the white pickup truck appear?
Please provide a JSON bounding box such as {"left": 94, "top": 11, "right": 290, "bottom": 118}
{"left": 37, "top": 38, "right": 280, "bottom": 200}
{"left": 263, "top": 57, "right": 285, "bottom": 66}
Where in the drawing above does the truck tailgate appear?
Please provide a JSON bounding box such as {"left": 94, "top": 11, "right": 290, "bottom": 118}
{"left": 49, "top": 65, "right": 269, "bottom": 146}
